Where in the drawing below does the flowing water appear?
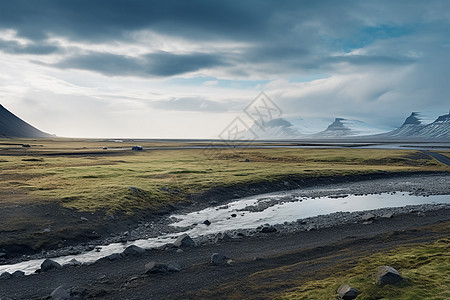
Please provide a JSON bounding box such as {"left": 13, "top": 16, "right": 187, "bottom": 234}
{"left": 1, "top": 192, "right": 449, "bottom": 275}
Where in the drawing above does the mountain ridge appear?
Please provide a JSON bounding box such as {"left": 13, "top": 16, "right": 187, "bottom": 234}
{"left": 0, "top": 104, "right": 53, "bottom": 138}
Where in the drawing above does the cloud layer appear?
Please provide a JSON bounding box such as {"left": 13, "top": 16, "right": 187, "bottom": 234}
{"left": 0, "top": 0, "right": 449, "bottom": 137}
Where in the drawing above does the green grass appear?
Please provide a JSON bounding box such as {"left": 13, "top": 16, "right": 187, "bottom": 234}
{"left": 280, "top": 238, "right": 450, "bottom": 300}
{"left": 0, "top": 138, "right": 448, "bottom": 213}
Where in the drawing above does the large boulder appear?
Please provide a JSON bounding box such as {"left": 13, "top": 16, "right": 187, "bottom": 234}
{"left": 173, "top": 234, "right": 195, "bottom": 248}
{"left": 123, "top": 245, "right": 146, "bottom": 256}
{"left": 337, "top": 284, "right": 361, "bottom": 299}
{"left": 41, "top": 259, "right": 62, "bottom": 272}
{"left": 375, "top": 266, "right": 403, "bottom": 286}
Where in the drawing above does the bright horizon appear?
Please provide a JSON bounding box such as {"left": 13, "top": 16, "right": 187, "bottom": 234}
{"left": 1, "top": 1, "right": 449, "bottom": 138}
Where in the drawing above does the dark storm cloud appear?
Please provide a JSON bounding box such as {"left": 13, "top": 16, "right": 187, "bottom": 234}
{"left": 0, "top": 39, "right": 60, "bottom": 55}
{"left": 0, "top": 0, "right": 266, "bottom": 42}
{"left": 52, "top": 51, "right": 225, "bottom": 77}
{"left": 0, "top": 0, "right": 449, "bottom": 78}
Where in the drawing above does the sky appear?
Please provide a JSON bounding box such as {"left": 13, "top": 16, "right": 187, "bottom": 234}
{"left": 0, "top": 0, "right": 449, "bottom": 138}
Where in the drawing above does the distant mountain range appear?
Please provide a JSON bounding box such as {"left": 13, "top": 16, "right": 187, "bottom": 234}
{"left": 1, "top": 103, "right": 448, "bottom": 140}
{"left": 243, "top": 111, "right": 450, "bottom": 140}
{"left": 382, "top": 112, "right": 450, "bottom": 139}
{"left": 0, "top": 104, "right": 52, "bottom": 138}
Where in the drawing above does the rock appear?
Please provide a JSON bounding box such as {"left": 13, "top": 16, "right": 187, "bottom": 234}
{"left": 362, "top": 220, "right": 373, "bottom": 225}
{"left": 167, "top": 261, "right": 182, "bottom": 272}
{"left": 260, "top": 225, "right": 277, "bottom": 233}
{"left": 361, "top": 213, "right": 376, "bottom": 221}
{"left": 123, "top": 245, "right": 146, "bottom": 256}
{"left": 69, "top": 287, "right": 87, "bottom": 299}
{"left": 103, "top": 253, "right": 124, "bottom": 261}
{"left": 43, "top": 227, "right": 51, "bottom": 233}
{"left": 41, "top": 259, "right": 62, "bottom": 272}
{"left": 417, "top": 211, "right": 426, "bottom": 217}
{"left": 211, "top": 253, "right": 229, "bottom": 266}
{"left": 51, "top": 285, "right": 71, "bottom": 300}
{"left": 215, "top": 232, "right": 233, "bottom": 243}
{"left": 80, "top": 217, "right": 89, "bottom": 221}
{"left": 144, "top": 261, "right": 180, "bottom": 274}
{"left": 11, "top": 270, "right": 25, "bottom": 277}
{"left": 203, "top": 220, "right": 211, "bottom": 226}
{"left": 375, "top": 266, "right": 403, "bottom": 286}
{"left": 244, "top": 159, "right": 250, "bottom": 162}
{"left": 231, "top": 214, "right": 237, "bottom": 218}
{"left": 381, "top": 212, "right": 393, "bottom": 218}
{"left": 0, "top": 272, "right": 11, "bottom": 279}
{"left": 173, "top": 234, "right": 195, "bottom": 248}
{"left": 64, "top": 258, "right": 82, "bottom": 267}
{"left": 145, "top": 261, "right": 168, "bottom": 274}
{"left": 306, "top": 224, "right": 317, "bottom": 231}
{"left": 337, "top": 284, "right": 361, "bottom": 299}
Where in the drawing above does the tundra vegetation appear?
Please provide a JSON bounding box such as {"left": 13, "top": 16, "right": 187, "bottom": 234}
{"left": 0, "top": 138, "right": 448, "bottom": 213}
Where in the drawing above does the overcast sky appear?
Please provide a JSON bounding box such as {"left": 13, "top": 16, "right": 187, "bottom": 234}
{"left": 0, "top": 0, "right": 449, "bottom": 138}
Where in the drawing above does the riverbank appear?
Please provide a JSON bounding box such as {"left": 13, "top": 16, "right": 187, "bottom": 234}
{"left": 1, "top": 172, "right": 449, "bottom": 264}
{"left": 0, "top": 206, "right": 448, "bottom": 299}
{"left": 0, "top": 173, "right": 449, "bottom": 299}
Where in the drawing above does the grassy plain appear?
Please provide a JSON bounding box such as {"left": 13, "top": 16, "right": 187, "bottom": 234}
{"left": 281, "top": 237, "right": 450, "bottom": 300}
{"left": 0, "top": 138, "right": 449, "bottom": 213}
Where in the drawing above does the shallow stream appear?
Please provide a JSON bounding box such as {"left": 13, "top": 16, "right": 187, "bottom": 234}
{"left": 1, "top": 191, "right": 449, "bottom": 275}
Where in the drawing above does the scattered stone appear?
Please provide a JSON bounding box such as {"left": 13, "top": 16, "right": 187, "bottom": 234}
{"left": 167, "top": 261, "right": 182, "bottom": 272}
{"left": 41, "top": 259, "right": 62, "bottom": 272}
{"left": 307, "top": 224, "right": 317, "bottom": 231}
{"left": 381, "top": 212, "right": 393, "bottom": 218}
{"left": 11, "top": 270, "right": 25, "bottom": 277}
{"left": 417, "top": 211, "right": 426, "bottom": 217}
{"left": 211, "top": 253, "right": 229, "bottom": 266}
{"left": 176, "top": 249, "right": 184, "bottom": 253}
{"left": 173, "top": 234, "right": 195, "bottom": 248}
{"left": 43, "top": 227, "right": 51, "bottom": 233}
{"left": 123, "top": 245, "right": 146, "bottom": 256}
{"left": 215, "top": 232, "right": 233, "bottom": 243}
{"left": 260, "top": 225, "right": 277, "bottom": 233}
{"left": 362, "top": 220, "right": 373, "bottom": 225}
{"left": 64, "top": 258, "right": 82, "bottom": 267}
{"left": 69, "top": 287, "right": 87, "bottom": 299}
{"left": 361, "top": 213, "right": 376, "bottom": 221}
{"left": 103, "top": 253, "right": 124, "bottom": 261}
{"left": 337, "top": 284, "right": 361, "bottom": 299}
{"left": 375, "top": 266, "right": 403, "bottom": 286}
{"left": 145, "top": 261, "right": 180, "bottom": 274}
{"left": 51, "top": 285, "right": 71, "bottom": 300}
{"left": 203, "top": 220, "right": 211, "bottom": 226}
{"left": 0, "top": 271, "right": 11, "bottom": 279}
{"left": 80, "top": 217, "right": 89, "bottom": 221}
